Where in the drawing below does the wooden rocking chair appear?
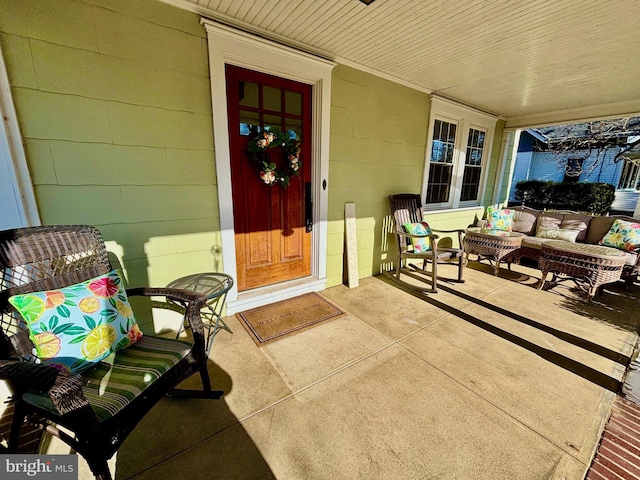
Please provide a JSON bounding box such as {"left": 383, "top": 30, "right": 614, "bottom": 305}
{"left": 389, "top": 194, "right": 466, "bottom": 292}
{"left": 0, "top": 225, "right": 223, "bottom": 479}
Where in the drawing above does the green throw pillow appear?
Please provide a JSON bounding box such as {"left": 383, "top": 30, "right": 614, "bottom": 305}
{"left": 486, "top": 207, "right": 514, "bottom": 232}
{"left": 8, "top": 270, "right": 143, "bottom": 373}
{"left": 403, "top": 222, "right": 432, "bottom": 252}
{"left": 599, "top": 219, "right": 640, "bottom": 252}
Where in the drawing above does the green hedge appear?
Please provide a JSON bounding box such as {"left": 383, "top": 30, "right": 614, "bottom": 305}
{"left": 514, "top": 180, "right": 615, "bottom": 215}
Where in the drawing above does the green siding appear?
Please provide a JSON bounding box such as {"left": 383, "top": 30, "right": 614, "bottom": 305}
{"left": 0, "top": 0, "right": 217, "bottom": 330}
{"left": 327, "top": 65, "right": 431, "bottom": 286}
{"left": 1, "top": 0, "right": 506, "bottom": 303}
{"left": 326, "top": 67, "right": 506, "bottom": 287}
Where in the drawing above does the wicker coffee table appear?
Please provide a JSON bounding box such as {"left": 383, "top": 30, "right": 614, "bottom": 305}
{"left": 464, "top": 228, "right": 525, "bottom": 276}
{"left": 538, "top": 240, "right": 626, "bottom": 303}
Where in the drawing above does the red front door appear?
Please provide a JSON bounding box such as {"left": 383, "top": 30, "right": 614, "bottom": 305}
{"left": 226, "top": 65, "right": 313, "bottom": 292}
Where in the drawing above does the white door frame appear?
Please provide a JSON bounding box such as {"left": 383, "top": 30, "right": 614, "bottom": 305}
{"left": 202, "top": 20, "right": 335, "bottom": 314}
{"left": 0, "top": 42, "right": 40, "bottom": 229}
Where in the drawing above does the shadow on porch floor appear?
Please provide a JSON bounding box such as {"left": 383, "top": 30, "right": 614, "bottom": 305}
{"left": 68, "top": 260, "right": 640, "bottom": 479}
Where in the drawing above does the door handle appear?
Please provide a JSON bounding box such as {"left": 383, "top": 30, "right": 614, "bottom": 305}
{"left": 305, "top": 182, "right": 313, "bottom": 233}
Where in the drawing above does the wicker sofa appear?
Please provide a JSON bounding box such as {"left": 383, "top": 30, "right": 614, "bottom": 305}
{"left": 479, "top": 206, "right": 640, "bottom": 287}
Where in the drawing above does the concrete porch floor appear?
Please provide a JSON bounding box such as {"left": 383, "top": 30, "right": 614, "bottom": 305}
{"left": 90, "top": 261, "right": 640, "bottom": 479}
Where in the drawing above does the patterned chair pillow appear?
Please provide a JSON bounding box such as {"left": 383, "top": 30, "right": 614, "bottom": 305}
{"left": 9, "top": 270, "right": 143, "bottom": 373}
{"left": 599, "top": 219, "right": 640, "bottom": 252}
{"left": 486, "top": 207, "right": 514, "bottom": 232}
{"left": 535, "top": 227, "right": 580, "bottom": 242}
{"left": 403, "top": 222, "right": 432, "bottom": 252}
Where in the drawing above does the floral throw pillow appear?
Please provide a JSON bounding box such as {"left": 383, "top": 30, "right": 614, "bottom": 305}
{"left": 599, "top": 219, "right": 640, "bottom": 252}
{"left": 403, "top": 222, "right": 432, "bottom": 252}
{"left": 8, "top": 270, "right": 143, "bottom": 373}
{"left": 486, "top": 207, "right": 514, "bottom": 232}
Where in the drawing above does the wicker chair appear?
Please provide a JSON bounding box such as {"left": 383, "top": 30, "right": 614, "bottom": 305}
{"left": 0, "top": 225, "right": 223, "bottom": 480}
{"left": 388, "top": 194, "right": 465, "bottom": 292}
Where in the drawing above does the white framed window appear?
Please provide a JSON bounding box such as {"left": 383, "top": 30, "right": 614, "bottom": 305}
{"left": 618, "top": 159, "right": 640, "bottom": 190}
{"left": 421, "top": 96, "right": 498, "bottom": 210}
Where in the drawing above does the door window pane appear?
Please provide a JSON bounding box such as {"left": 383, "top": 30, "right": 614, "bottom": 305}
{"left": 264, "top": 86, "right": 282, "bottom": 112}
{"left": 239, "top": 82, "right": 259, "bottom": 108}
{"left": 239, "top": 110, "right": 260, "bottom": 136}
{"left": 264, "top": 114, "right": 282, "bottom": 131}
{"left": 285, "top": 91, "right": 302, "bottom": 115}
{"left": 285, "top": 118, "right": 302, "bottom": 140}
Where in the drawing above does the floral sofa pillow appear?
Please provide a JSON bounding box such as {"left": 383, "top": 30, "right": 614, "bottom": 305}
{"left": 9, "top": 270, "right": 143, "bottom": 373}
{"left": 599, "top": 219, "right": 640, "bottom": 252}
{"left": 486, "top": 207, "right": 514, "bottom": 232}
{"left": 403, "top": 222, "right": 432, "bottom": 252}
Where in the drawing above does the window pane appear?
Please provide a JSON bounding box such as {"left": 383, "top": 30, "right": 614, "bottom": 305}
{"left": 434, "top": 120, "right": 443, "bottom": 142}
{"left": 239, "top": 82, "right": 259, "bottom": 108}
{"left": 461, "top": 128, "right": 486, "bottom": 202}
{"left": 285, "top": 118, "right": 302, "bottom": 140}
{"left": 264, "top": 86, "right": 281, "bottom": 112}
{"left": 426, "top": 164, "right": 452, "bottom": 204}
{"left": 264, "top": 114, "right": 282, "bottom": 130}
{"left": 430, "top": 120, "right": 456, "bottom": 164}
{"left": 285, "top": 91, "right": 302, "bottom": 115}
{"left": 618, "top": 160, "right": 640, "bottom": 189}
{"left": 239, "top": 110, "right": 260, "bottom": 136}
{"left": 431, "top": 140, "right": 444, "bottom": 162}
{"left": 461, "top": 166, "right": 481, "bottom": 201}
{"left": 476, "top": 131, "right": 485, "bottom": 148}
{"left": 446, "top": 123, "right": 457, "bottom": 143}
{"left": 427, "top": 120, "right": 457, "bottom": 204}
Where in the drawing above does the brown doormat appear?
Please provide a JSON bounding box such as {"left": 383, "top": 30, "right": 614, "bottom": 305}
{"left": 235, "top": 292, "right": 346, "bottom": 346}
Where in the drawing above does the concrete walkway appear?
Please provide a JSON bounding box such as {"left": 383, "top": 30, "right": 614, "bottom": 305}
{"left": 84, "top": 262, "right": 640, "bottom": 479}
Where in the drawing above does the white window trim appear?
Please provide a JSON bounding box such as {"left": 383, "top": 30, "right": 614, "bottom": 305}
{"left": 0, "top": 42, "right": 40, "bottom": 228}
{"left": 422, "top": 96, "right": 498, "bottom": 211}
{"left": 202, "top": 20, "right": 335, "bottom": 314}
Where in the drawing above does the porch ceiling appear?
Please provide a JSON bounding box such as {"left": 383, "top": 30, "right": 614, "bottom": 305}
{"left": 167, "top": 0, "right": 640, "bottom": 128}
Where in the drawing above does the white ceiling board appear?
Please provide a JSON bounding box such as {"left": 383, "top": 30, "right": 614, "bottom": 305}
{"left": 165, "top": 0, "right": 640, "bottom": 127}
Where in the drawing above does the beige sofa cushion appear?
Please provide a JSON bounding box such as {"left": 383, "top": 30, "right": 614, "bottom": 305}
{"left": 560, "top": 213, "right": 592, "bottom": 242}
{"left": 585, "top": 216, "right": 616, "bottom": 245}
{"left": 537, "top": 212, "right": 563, "bottom": 231}
{"left": 511, "top": 207, "right": 540, "bottom": 235}
{"left": 521, "top": 236, "right": 549, "bottom": 250}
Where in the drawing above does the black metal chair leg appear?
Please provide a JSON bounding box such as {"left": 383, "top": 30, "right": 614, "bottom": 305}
{"left": 85, "top": 454, "right": 112, "bottom": 480}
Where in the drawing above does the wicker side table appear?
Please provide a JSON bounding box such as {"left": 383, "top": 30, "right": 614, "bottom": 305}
{"left": 538, "top": 240, "right": 626, "bottom": 303}
{"left": 463, "top": 228, "right": 525, "bottom": 276}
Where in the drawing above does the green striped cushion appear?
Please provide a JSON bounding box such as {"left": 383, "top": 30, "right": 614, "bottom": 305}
{"left": 22, "top": 336, "right": 193, "bottom": 421}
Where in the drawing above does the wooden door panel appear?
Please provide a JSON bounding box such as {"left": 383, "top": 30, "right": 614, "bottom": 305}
{"left": 226, "top": 65, "right": 312, "bottom": 291}
{"left": 282, "top": 183, "right": 304, "bottom": 261}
